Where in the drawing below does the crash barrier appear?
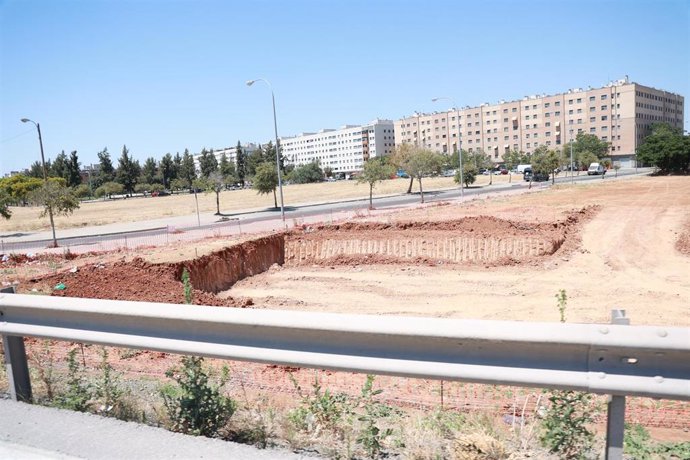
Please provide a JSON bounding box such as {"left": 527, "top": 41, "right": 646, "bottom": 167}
{"left": 1, "top": 291, "right": 688, "bottom": 459}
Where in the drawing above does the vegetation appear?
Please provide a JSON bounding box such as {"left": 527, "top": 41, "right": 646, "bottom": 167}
{"left": 116, "top": 145, "right": 141, "bottom": 194}
{"left": 182, "top": 267, "right": 193, "bottom": 304}
{"left": 27, "top": 180, "right": 80, "bottom": 221}
{"left": 394, "top": 145, "right": 443, "bottom": 203}
{"left": 161, "top": 356, "right": 236, "bottom": 437}
{"left": 357, "top": 158, "right": 394, "bottom": 209}
{"left": 94, "top": 181, "right": 125, "bottom": 199}
{"left": 637, "top": 123, "right": 690, "bottom": 173}
{"left": 289, "top": 161, "right": 324, "bottom": 184}
{"left": 531, "top": 145, "right": 561, "bottom": 184}
{"left": 53, "top": 348, "right": 91, "bottom": 412}
{"left": 253, "top": 162, "right": 279, "bottom": 208}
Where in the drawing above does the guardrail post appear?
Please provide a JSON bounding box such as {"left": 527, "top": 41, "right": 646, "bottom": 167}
{"left": 606, "top": 309, "right": 629, "bottom": 460}
{"left": 0, "top": 286, "right": 33, "bottom": 403}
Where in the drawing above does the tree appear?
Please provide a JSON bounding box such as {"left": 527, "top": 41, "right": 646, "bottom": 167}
{"left": 401, "top": 148, "right": 443, "bottom": 203}
{"left": 637, "top": 123, "right": 690, "bottom": 173}
{"left": 503, "top": 149, "right": 528, "bottom": 183}
{"left": 531, "top": 145, "right": 561, "bottom": 184}
{"left": 456, "top": 163, "right": 478, "bottom": 188}
{"left": 141, "top": 157, "right": 159, "bottom": 185}
{"left": 0, "top": 174, "right": 44, "bottom": 205}
{"left": 323, "top": 166, "right": 334, "bottom": 178}
{"left": 0, "top": 189, "right": 11, "bottom": 219}
{"left": 116, "top": 145, "right": 141, "bottom": 194}
{"left": 170, "top": 178, "right": 187, "bottom": 192}
{"left": 66, "top": 151, "right": 82, "bottom": 187}
{"left": 235, "top": 141, "right": 246, "bottom": 186}
{"left": 198, "top": 148, "right": 218, "bottom": 178}
{"left": 96, "top": 147, "right": 115, "bottom": 188}
{"left": 94, "top": 181, "right": 124, "bottom": 199}
{"left": 51, "top": 150, "right": 69, "bottom": 180}
{"left": 179, "top": 149, "right": 197, "bottom": 188}
{"left": 219, "top": 153, "right": 237, "bottom": 184}
{"left": 246, "top": 145, "right": 266, "bottom": 177}
{"left": 73, "top": 184, "right": 91, "bottom": 199}
{"left": 391, "top": 143, "right": 416, "bottom": 194}
{"left": 357, "top": 158, "right": 394, "bottom": 209}
{"left": 253, "top": 161, "right": 279, "bottom": 208}
{"left": 160, "top": 153, "right": 176, "bottom": 189}
{"left": 27, "top": 160, "right": 50, "bottom": 179}
{"left": 28, "top": 180, "right": 80, "bottom": 247}
{"left": 204, "top": 171, "right": 226, "bottom": 215}
{"left": 291, "top": 161, "right": 324, "bottom": 184}
{"left": 571, "top": 133, "right": 610, "bottom": 161}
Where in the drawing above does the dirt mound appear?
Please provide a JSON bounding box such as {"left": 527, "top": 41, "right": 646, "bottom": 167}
{"left": 676, "top": 220, "right": 690, "bottom": 256}
{"left": 286, "top": 207, "right": 599, "bottom": 267}
{"left": 28, "top": 257, "right": 247, "bottom": 307}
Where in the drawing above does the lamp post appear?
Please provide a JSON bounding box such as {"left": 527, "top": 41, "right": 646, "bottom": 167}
{"left": 246, "top": 78, "right": 285, "bottom": 222}
{"left": 432, "top": 97, "right": 464, "bottom": 199}
{"left": 20, "top": 118, "right": 58, "bottom": 247}
{"left": 569, "top": 128, "right": 574, "bottom": 184}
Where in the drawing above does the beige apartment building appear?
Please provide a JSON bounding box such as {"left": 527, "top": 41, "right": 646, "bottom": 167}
{"left": 394, "top": 78, "right": 684, "bottom": 167}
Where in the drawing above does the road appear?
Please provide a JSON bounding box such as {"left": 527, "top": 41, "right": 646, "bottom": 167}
{"left": 0, "top": 168, "right": 649, "bottom": 254}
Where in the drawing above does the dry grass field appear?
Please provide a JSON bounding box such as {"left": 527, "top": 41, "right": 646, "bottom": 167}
{"left": 0, "top": 173, "right": 521, "bottom": 232}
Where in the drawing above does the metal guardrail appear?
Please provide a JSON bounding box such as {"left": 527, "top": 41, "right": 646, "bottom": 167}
{"left": 1, "top": 292, "right": 688, "bottom": 459}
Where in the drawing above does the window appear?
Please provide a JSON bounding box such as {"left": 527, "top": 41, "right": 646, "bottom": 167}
{"left": 545, "top": 102, "right": 551, "bottom": 108}
{"left": 577, "top": 108, "right": 582, "bottom": 114}
{"left": 590, "top": 117, "right": 596, "bottom": 122}
{"left": 569, "top": 119, "right": 574, "bottom": 125}
{"left": 512, "top": 107, "right": 517, "bottom": 112}
{"left": 602, "top": 126, "right": 608, "bottom": 131}
{"left": 590, "top": 127, "right": 596, "bottom": 133}
{"left": 526, "top": 143, "right": 531, "bottom": 148}
{"left": 601, "top": 94, "right": 608, "bottom": 100}
{"left": 546, "top": 131, "right": 551, "bottom": 137}
{"left": 577, "top": 98, "right": 582, "bottom": 103}
{"left": 601, "top": 115, "right": 608, "bottom": 121}
{"left": 577, "top": 119, "right": 582, "bottom": 124}
{"left": 503, "top": 118, "right": 508, "bottom": 122}
{"left": 590, "top": 107, "right": 596, "bottom": 112}
{"left": 545, "top": 112, "right": 551, "bottom": 117}
{"left": 532, "top": 104, "right": 537, "bottom": 109}
{"left": 568, "top": 109, "right": 574, "bottom": 115}
{"left": 568, "top": 99, "right": 573, "bottom": 105}
{"left": 555, "top": 101, "right": 561, "bottom": 106}
{"left": 589, "top": 96, "right": 595, "bottom": 102}
{"left": 555, "top": 111, "right": 561, "bottom": 116}
{"left": 526, "top": 133, "right": 530, "bottom": 139}
{"left": 545, "top": 122, "right": 551, "bottom": 127}
{"left": 601, "top": 105, "right": 608, "bottom": 111}
{"left": 524, "top": 105, "right": 530, "bottom": 110}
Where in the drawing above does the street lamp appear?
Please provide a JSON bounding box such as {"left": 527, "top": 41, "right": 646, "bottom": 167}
{"left": 432, "top": 97, "right": 464, "bottom": 199}
{"left": 246, "top": 78, "right": 285, "bottom": 222}
{"left": 20, "top": 118, "right": 58, "bottom": 247}
{"left": 569, "top": 128, "right": 574, "bottom": 184}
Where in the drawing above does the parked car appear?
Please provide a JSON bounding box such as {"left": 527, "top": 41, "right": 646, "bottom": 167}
{"left": 588, "top": 162, "right": 606, "bottom": 175}
{"left": 523, "top": 168, "right": 549, "bottom": 182}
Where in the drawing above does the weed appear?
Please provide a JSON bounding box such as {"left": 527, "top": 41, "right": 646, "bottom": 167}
{"left": 161, "top": 356, "right": 236, "bottom": 437}
{"left": 118, "top": 348, "right": 143, "bottom": 359}
{"left": 181, "top": 267, "right": 192, "bottom": 304}
{"left": 624, "top": 424, "right": 690, "bottom": 460}
{"left": 288, "top": 372, "right": 351, "bottom": 435}
{"left": 555, "top": 288, "right": 567, "bottom": 323}
{"left": 53, "top": 348, "right": 91, "bottom": 412}
{"left": 355, "top": 375, "right": 394, "bottom": 458}
{"left": 30, "top": 339, "right": 58, "bottom": 402}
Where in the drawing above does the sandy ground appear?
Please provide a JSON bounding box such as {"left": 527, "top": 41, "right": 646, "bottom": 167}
{"left": 225, "top": 176, "right": 690, "bottom": 327}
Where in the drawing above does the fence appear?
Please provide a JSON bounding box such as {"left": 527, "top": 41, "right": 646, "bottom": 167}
{"left": 1, "top": 291, "right": 688, "bottom": 459}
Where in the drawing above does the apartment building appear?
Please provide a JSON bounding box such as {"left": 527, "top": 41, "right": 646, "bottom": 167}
{"left": 193, "top": 143, "right": 259, "bottom": 172}
{"left": 280, "top": 119, "right": 395, "bottom": 174}
{"left": 395, "top": 78, "right": 684, "bottom": 167}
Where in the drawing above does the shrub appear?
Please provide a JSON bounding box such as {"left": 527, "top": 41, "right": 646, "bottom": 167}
{"left": 161, "top": 356, "right": 236, "bottom": 437}
{"left": 53, "top": 348, "right": 91, "bottom": 412}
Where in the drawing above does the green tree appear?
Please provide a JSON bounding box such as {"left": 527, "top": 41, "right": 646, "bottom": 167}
{"left": 27, "top": 160, "right": 50, "bottom": 179}
{"left": 94, "top": 181, "right": 125, "bottom": 199}
{"left": 391, "top": 143, "right": 416, "bottom": 194}
{"left": 96, "top": 147, "right": 115, "bottom": 188}
{"left": 160, "top": 153, "right": 176, "bottom": 189}
{"left": 51, "top": 150, "right": 69, "bottom": 180}
{"left": 179, "top": 149, "right": 197, "bottom": 188}
{"left": 219, "top": 153, "right": 237, "bottom": 183}
{"left": 503, "top": 149, "right": 527, "bottom": 183}
{"left": 198, "top": 148, "right": 218, "bottom": 178}
{"left": 532, "top": 145, "right": 561, "bottom": 184}
{"left": 246, "top": 145, "right": 266, "bottom": 177}
{"left": 456, "top": 163, "right": 478, "bottom": 188}
{"left": 235, "top": 141, "right": 246, "bottom": 186}
{"left": 357, "top": 158, "right": 394, "bottom": 209}
{"left": 0, "top": 174, "right": 44, "bottom": 205}
{"left": 203, "top": 171, "right": 227, "bottom": 215}
{"left": 116, "top": 145, "right": 141, "bottom": 194}
{"left": 253, "top": 162, "right": 279, "bottom": 208}
{"left": 141, "top": 157, "right": 159, "bottom": 185}
{"left": 401, "top": 148, "right": 443, "bottom": 203}
{"left": 637, "top": 123, "right": 690, "bottom": 173}
{"left": 291, "top": 161, "right": 324, "bottom": 184}
{"left": 0, "top": 189, "right": 11, "bottom": 219}
{"left": 28, "top": 180, "right": 80, "bottom": 246}
{"left": 73, "top": 184, "right": 91, "bottom": 199}
{"left": 571, "top": 132, "right": 610, "bottom": 161}
{"left": 66, "top": 151, "right": 82, "bottom": 187}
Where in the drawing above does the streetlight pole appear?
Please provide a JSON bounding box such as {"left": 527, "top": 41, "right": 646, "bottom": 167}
{"left": 20, "top": 118, "right": 58, "bottom": 247}
{"left": 432, "top": 97, "right": 464, "bottom": 199}
{"left": 246, "top": 78, "right": 285, "bottom": 222}
{"left": 569, "top": 128, "right": 574, "bottom": 184}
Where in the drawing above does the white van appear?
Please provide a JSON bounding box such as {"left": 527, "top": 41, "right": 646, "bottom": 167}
{"left": 517, "top": 164, "right": 531, "bottom": 174}
{"left": 587, "top": 163, "right": 606, "bottom": 175}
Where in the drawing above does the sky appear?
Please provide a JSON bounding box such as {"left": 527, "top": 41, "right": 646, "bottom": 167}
{"left": 1, "top": 0, "right": 688, "bottom": 175}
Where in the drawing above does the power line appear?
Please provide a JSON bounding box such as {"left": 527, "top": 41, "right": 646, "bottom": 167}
{"left": 0, "top": 128, "right": 34, "bottom": 145}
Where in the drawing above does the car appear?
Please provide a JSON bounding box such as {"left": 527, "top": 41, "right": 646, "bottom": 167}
{"left": 442, "top": 169, "right": 456, "bottom": 177}
{"left": 523, "top": 168, "right": 549, "bottom": 182}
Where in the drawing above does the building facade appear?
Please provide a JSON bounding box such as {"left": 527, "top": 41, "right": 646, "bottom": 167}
{"left": 394, "top": 79, "right": 684, "bottom": 167}
{"left": 280, "top": 119, "right": 395, "bottom": 174}
{"left": 193, "top": 143, "right": 259, "bottom": 172}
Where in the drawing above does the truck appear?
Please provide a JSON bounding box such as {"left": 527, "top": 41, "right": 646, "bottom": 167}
{"left": 587, "top": 163, "right": 606, "bottom": 175}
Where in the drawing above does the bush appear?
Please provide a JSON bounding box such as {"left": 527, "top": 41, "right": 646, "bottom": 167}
{"left": 53, "top": 348, "right": 91, "bottom": 412}
{"left": 161, "top": 356, "right": 236, "bottom": 437}
{"left": 290, "top": 162, "right": 324, "bottom": 184}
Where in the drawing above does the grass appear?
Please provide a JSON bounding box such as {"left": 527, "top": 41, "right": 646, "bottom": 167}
{"left": 0, "top": 174, "right": 518, "bottom": 233}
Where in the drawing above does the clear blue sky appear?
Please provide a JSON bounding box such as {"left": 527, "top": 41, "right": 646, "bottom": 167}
{"left": 1, "top": 0, "right": 688, "bottom": 175}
